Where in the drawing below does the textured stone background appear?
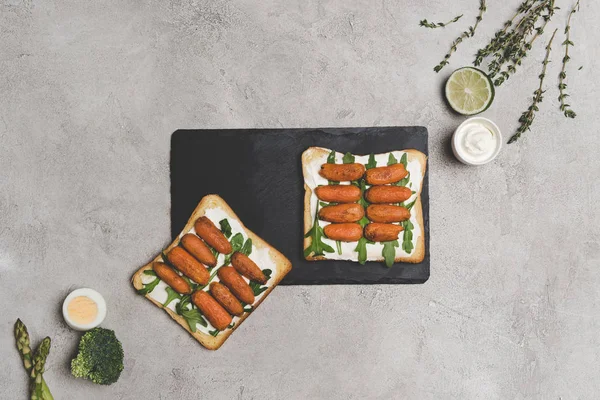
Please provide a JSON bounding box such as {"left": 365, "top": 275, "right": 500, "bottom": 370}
{"left": 1, "top": 0, "right": 599, "bottom": 399}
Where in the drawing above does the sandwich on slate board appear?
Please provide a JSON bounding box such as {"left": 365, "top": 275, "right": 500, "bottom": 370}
{"left": 302, "top": 147, "right": 427, "bottom": 266}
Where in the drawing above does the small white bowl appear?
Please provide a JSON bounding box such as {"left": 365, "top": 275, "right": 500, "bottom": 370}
{"left": 452, "top": 117, "right": 502, "bottom": 165}
{"left": 62, "top": 288, "right": 107, "bottom": 331}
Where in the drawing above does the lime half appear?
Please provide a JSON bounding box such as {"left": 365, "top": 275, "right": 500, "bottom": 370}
{"left": 445, "top": 67, "right": 495, "bottom": 115}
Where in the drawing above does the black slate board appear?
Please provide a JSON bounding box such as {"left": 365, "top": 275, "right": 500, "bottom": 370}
{"left": 171, "top": 128, "right": 429, "bottom": 285}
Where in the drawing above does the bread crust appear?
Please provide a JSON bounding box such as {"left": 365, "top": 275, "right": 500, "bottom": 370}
{"left": 302, "top": 147, "right": 427, "bottom": 264}
{"left": 132, "top": 195, "right": 292, "bottom": 350}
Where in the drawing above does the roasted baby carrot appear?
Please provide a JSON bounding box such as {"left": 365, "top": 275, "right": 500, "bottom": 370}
{"left": 364, "top": 223, "right": 404, "bottom": 242}
{"left": 319, "top": 163, "right": 365, "bottom": 181}
{"left": 323, "top": 223, "right": 363, "bottom": 242}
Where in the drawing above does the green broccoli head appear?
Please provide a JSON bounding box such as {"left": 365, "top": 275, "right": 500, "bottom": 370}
{"left": 71, "top": 327, "right": 124, "bottom": 385}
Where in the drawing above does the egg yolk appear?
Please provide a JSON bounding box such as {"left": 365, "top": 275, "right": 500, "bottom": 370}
{"left": 67, "top": 296, "right": 98, "bottom": 325}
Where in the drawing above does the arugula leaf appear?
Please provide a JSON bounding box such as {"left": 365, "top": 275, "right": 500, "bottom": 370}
{"left": 401, "top": 220, "right": 415, "bottom": 254}
{"left": 357, "top": 179, "right": 369, "bottom": 209}
{"left": 240, "top": 238, "right": 253, "bottom": 256}
{"left": 137, "top": 277, "right": 160, "bottom": 295}
{"left": 163, "top": 287, "right": 181, "bottom": 307}
{"left": 336, "top": 240, "right": 342, "bottom": 255}
{"left": 138, "top": 269, "right": 159, "bottom": 295}
{"left": 222, "top": 233, "right": 245, "bottom": 266}
{"left": 209, "top": 329, "right": 219, "bottom": 337}
{"left": 397, "top": 171, "right": 411, "bottom": 187}
{"left": 304, "top": 203, "right": 335, "bottom": 257}
{"left": 175, "top": 295, "right": 207, "bottom": 332}
{"left": 219, "top": 219, "right": 232, "bottom": 239}
{"left": 355, "top": 237, "right": 369, "bottom": 265}
{"left": 249, "top": 269, "right": 272, "bottom": 296}
{"left": 327, "top": 152, "right": 338, "bottom": 184}
{"left": 198, "top": 268, "right": 219, "bottom": 290}
{"left": 180, "top": 308, "right": 207, "bottom": 332}
{"left": 327, "top": 150, "right": 336, "bottom": 163}
{"left": 181, "top": 275, "right": 199, "bottom": 291}
{"left": 250, "top": 285, "right": 268, "bottom": 296}
{"left": 175, "top": 294, "right": 190, "bottom": 314}
{"left": 354, "top": 237, "right": 375, "bottom": 265}
{"left": 230, "top": 233, "right": 244, "bottom": 251}
{"left": 403, "top": 199, "right": 417, "bottom": 211}
{"left": 210, "top": 247, "right": 219, "bottom": 259}
{"left": 243, "top": 306, "right": 253, "bottom": 313}
{"left": 387, "top": 153, "right": 398, "bottom": 165}
{"left": 382, "top": 240, "right": 399, "bottom": 267}
{"left": 395, "top": 153, "right": 411, "bottom": 186}
{"left": 399, "top": 153, "right": 408, "bottom": 168}
{"left": 365, "top": 154, "right": 377, "bottom": 169}
{"left": 356, "top": 179, "right": 370, "bottom": 228}
{"left": 357, "top": 216, "right": 370, "bottom": 228}
{"left": 342, "top": 152, "right": 355, "bottom": 164}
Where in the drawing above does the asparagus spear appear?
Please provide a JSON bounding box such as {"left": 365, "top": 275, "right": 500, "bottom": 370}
{"left": 30, "top": 337, "right": 51, "bottom": 400}
{"left": 15, "top": 319, "right": 33, "bottom": 370}
{"left": 14, "top": 320, "right": 54, "bottom": 400}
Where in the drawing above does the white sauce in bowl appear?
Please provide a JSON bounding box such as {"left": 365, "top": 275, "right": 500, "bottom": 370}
{"left": 452, "top": 117, "right": 502, "bottom": 165}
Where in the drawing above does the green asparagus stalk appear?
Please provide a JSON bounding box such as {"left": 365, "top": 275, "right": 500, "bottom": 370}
{"left": 15, "top": 319, "right": 34, "bottom": 371}
{"left": 30, "top": 337, "right": 51, "bottom": 400}
{"left": 14, "top": 320, "right": 54, "bottom": 400}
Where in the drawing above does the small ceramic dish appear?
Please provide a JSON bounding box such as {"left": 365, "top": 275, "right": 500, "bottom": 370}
{"left": 62, "top": 288, "right": 107, "bottom": 331}
{"left": 452, "top": 117, "right": 502, "bottom": 165}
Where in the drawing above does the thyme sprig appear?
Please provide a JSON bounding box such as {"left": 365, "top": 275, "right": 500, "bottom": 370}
{"left": 486, "top": 0, "right": 558, "bottom": 86}
{"left": 483, "top": 0, "right": 542, "bottom": 79}
{"left": 434, "top": 0, "right": 486, "bottom": 73}
{"left": 493, "top": 0, "right": 558, "bottom": 86}
{"left": 508, "top": 29, "right": 557, "bottom": 144}
{"left": 558, "top": 0, "right": 580, "bottom": 118}
{"left": 420, "top": 14, "right": 463, "bottom": 29}
{"left": 474, "top": 0, "right": 536, "bottom": 67}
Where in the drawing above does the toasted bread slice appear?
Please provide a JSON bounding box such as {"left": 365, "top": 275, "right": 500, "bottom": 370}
{"left": 132, "top": 195, "right": 292, "bottom": 350}
{"left": 302, "top": 147, "right": 427, "bottom": 264}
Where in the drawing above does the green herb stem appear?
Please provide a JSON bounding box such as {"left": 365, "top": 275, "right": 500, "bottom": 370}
{"left": 420, "top": 14, "right": 463, "bottom": 29}
{"left": 489, "top": 0, "right": 549, "bottom": 77}
{"left": 559, "top": 0, "right": 579, "bottom": 118}
{"left": 493, "top": 0, "right": 557, "bottom": 86}
{"left": 434, "top": 0, "right": 487, "bottom": 72}
{"left": 488, "top": 0, "right": 546, "bottom": 79}
{"left": 474, "top": 0, "right": 537, "bottom": 67}
{"left": 508, "top": 29, "right": 557, "bottom": 144}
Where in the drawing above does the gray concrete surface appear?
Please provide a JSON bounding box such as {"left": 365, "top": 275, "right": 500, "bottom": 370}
{"left": 1, "top": 0, "right": 599, "bottom": 399}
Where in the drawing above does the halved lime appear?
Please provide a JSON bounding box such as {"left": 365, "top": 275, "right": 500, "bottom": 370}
{"left": 445, "top": 67, "right": 495, "bottom": 115}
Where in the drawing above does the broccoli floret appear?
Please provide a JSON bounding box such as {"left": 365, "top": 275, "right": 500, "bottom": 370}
{"left": 71, "top": 327, "right": 124, "bottom": 385}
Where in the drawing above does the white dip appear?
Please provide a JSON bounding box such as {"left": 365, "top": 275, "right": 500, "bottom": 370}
{"left": 453, "top": 119, "right": 501, "bottom": 164}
